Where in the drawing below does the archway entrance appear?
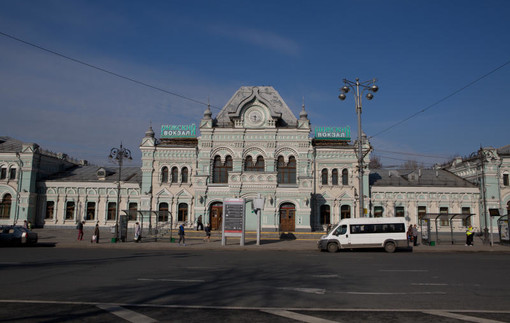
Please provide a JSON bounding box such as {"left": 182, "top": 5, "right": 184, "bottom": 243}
{"left": 209, "top": 202, "right": 223, "bottom": 230}
{"left": 279, "top": 203, "right": 296, "bottom": 232}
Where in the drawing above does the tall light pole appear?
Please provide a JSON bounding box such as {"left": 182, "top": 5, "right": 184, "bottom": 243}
{"left": 339, "top": 78, "right": 378, "bottom": 218}
{"left": 109, "top": 143, "right": 132, "bottom": 242}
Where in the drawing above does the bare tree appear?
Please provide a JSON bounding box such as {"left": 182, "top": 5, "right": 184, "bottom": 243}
{"left": 369, "top": 155, "right": 383, "bottom": 169}
{"left": 401, "top": 160, "right": 425, "bottom": 170}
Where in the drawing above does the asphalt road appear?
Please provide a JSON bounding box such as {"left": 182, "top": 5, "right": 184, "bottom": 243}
{"left": 1, "top": 248, "right": 509, "bottom": 322}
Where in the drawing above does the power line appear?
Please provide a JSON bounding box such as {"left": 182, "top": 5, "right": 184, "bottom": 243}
{"left": 369, "top": 59, "right": 510, "bottom": 139}
{"left": 374, "top": 149, "right": 450, "bottom": 159}
{"left": 0, "top": 31, "right": 222, "bottom": 111}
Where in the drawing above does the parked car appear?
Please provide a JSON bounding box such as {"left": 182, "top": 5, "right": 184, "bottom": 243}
{"left": 0, "top": 225, "right": 38, "bottom": 246}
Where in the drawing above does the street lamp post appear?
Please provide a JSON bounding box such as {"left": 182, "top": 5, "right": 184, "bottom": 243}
{"left": 109, "top": 143, "right": 132, "bottom": 242}
{"left": 339, "top": 78, "right": 378, "bottom": 218}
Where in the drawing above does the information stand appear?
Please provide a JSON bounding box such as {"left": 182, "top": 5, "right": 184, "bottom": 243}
{"left": 222, "top": 198, "right": 245, "bottom": 246}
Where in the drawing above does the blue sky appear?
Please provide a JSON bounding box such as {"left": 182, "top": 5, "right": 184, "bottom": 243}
{"left": 1, "top": 0, "right": 509, "bottom": 167}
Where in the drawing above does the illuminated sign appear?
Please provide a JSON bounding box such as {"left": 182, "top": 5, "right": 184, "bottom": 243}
{"left": 160, "top": 124, "right": 196, "bottom": 138}
{"left": 314, "top": 126, "right": 351, "bottom": 140}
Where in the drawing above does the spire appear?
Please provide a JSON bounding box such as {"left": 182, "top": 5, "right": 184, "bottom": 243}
{"left": 145, "top": 121, "right": 155, "bottom": 138}
{"left": 299, "top": 96, "right": 308, "bottom": 120}
{"left": 203, "top": 98, "right": 212, "bottom": 120}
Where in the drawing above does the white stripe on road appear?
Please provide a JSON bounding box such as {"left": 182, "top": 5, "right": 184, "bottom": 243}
{"left": 138, "top": 278, "right": 205, "bottom": 283}
{"left": 277, "top": 287, "right": 326, "bottom": 295}
{"left": 97, "top": 304, "right": 157, "bottom": 323}
{"left": 336, "top": 291, "right": 446, "bottom": 295}
{"left": 423, "top": 310, "right": 506, "bottom": 323}
{"left": 379, "top": 269, "right": 428, "bottom": 272}
{"left": 262, "top": 309, "right": 340, "bottom": 323}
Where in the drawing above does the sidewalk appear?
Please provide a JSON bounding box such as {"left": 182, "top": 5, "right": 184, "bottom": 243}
{"left": 32, "top": 227, "right": 510, "bottom": 253}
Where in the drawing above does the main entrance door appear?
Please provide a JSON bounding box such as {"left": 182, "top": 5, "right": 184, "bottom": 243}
{"left": 279, "top": 203, "right": 296, "bottom": 232}
{"left": 210, "top": 202, "right": 223, "bottom": 230}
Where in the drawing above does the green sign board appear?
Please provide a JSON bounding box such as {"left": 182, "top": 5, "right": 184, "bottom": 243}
{"left": 315, "top": 126, "right": 351, "bottom": 140}
{"left": 161, "top": 124, "right": 196, "bottom": 138}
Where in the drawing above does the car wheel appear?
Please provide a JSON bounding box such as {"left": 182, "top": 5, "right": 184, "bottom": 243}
{"left": 327, "top": 243, "right": 339, "bottom": 253}
{"left": 384, "top": 241, "right": 396, "bottom": 253}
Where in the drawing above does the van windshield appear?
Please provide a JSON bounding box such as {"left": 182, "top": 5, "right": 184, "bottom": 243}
{"left": 333, "top": 225, "right": 347, "bottom": 236}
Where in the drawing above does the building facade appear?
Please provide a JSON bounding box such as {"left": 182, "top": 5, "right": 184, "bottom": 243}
{"left": 2, "top": 86, "right": 505, "bottom": 233}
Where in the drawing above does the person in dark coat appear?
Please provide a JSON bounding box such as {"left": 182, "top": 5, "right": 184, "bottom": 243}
{"left": 77, "top": 221, "right": 85, "bottom": 240}
{"left": 178, "top": 224, "right": 186, "bottom": 246}
{"left": 92, "top": 223, "right": 100, "bottom": 243}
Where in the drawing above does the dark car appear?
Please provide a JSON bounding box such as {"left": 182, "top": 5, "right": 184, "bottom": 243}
{"left": 0, "top": 225, "right": 38, "bottom": 246}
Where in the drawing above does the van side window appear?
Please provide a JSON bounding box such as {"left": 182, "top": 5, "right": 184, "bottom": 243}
{"left": 351, "top": 223, "right": 405, "bottom": 234}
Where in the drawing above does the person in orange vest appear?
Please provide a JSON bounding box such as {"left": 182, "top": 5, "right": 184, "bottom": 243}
{"left": 466, "top": 225, "right": 474, "bottom": 246}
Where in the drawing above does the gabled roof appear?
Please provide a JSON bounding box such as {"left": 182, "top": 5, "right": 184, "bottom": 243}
{"left": 0, "top": 136, "right": 26, "bottom": 153}
{"left": 215, "top": 86, "right": 298, "bottom": 127}
{"left": 370, "top": 169, "right": 477, "bottom": 188}
{"left": 498, "top": 144, "right": 510, "bottom": 156}
{"left": 43, "top": 165, "right": 142, "bottom": 183}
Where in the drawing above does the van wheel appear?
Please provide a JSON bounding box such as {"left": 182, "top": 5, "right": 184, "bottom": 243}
{"left": 384, "top": 242, "right": 396, "bottom": 253}
{"left": 327, "top": 243, "right": 339, "bottom": 253}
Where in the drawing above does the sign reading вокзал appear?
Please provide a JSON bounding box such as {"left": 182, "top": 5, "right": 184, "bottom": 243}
{"left": 315, "top": 126, "right": 351, "bottom": 140}
{"left": 161, "top": 124, "right": 196, "bottom": 138}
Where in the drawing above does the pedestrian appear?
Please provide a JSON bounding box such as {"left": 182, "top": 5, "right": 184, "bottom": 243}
{"left": 204, "top": 223, "right": 211, "bottom": 242}
{"left": 466, "top": 224, "right": 474, "bottom": 246}
{"left": 412, "top": 224, "right": 418, "bottom": 246}
{"left": 196, "top": 215, "right": 203, "bottom": 231}
{"left": 77, "top": 221, "right": 85, "bottom": 240}
{"left": 407, "top": 224, "right": 413, "bottom": 246}
{"left": 134, "top": 222, "right": 141, "bottom": 243}
{"left": 23, "top": 220, "right": 28, "bottom": 229}
{"left": 178, "top": 223, "right": 186, "bottom": 246}
{"left": 27, "top": 221, "right": 32, "bottom": 230}
{"left": 91, "top": 223, "right": 100, "bottom": 243}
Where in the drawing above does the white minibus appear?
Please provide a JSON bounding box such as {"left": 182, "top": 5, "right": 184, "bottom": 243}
{"left": 317, "top": 217, "right": 408, "bottom": 253}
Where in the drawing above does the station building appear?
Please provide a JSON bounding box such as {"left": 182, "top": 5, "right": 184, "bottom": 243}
{"left": 2, "top": 86, "right": 506, "bottom": 233}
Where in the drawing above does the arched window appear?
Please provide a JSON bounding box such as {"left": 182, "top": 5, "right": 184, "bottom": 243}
{"left": 244, "top": 156, "right": 254, "bottom": 171}
{"left": 342, "top": 169, "right": 349, "bottom": 185}
{"left": 66, "top": 201, "right": 76, "bottom": 220}
{"left": 129, "top": 202, "right": 138, "bottom": 221}
{"left": 341, "top": 205, "right": 351, "bottom": 219}
{"left": 0, "top": 194, "right": 12, "bottom": 219}
{"left": 107, "top": 202, "right": 116, "bottom": 221}
{"left": 213, "top": 155, "right": 232, "bottom": 183}
{"left": 332, "top": 169, "right": 338, "bottom": 186}
{"left": 320, "top": 205, "right": 330, "bottom": 225}
{"left": 321, "top": 169, "right": 328, "bottom": 185}
{"left": 181, "top": 167, "right": 188, "bottom": 183}
{"left": 171, "top": 167, "right": 178, "bottom": 183}
{"left": 161, "top": 167, "right": 168, "bottom": 183}
{"left": 277, "top": 156, "right": 296, "bottom": 184}
{"left": 255, "top": 156, "right": 265, "bottom": 172}
{"left": 178, "top": 203, "right": 188, "bottom": 222}
{"left": 159, "top": 203, "right": 169, "bottom": 222}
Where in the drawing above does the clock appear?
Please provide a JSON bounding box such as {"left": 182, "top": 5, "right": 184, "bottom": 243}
{"left": 247, "top": 109, "right": 264, "bottom": 126}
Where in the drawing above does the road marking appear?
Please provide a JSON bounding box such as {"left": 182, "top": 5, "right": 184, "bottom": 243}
{"left": 97, "top": 304, "right": 157, "bottom": 323}
{"left": 2, "top": 300, "right": 510, "bottom": 316}
{"left": 277, "top": 287, "right": 326, "bottom": 295}
{"left": 335, "top": 291, "right": 446, "bottom": 295}
{"left": 262, "top": 309, "right": 340, "bottom": 323}
{"left": 313, "top": 274, "right": 339, "bottom": 278}
{"left": 138, "top": 278, "right": 205, "bottom": 283}
{"left": 423, "top": 310, "right": 506, "bottom": 323}
{"left": 380, "top": 269, "right": 428, "bottom": 272}
{"left": 411, "top": 283, "right": 448, "bottom": 286}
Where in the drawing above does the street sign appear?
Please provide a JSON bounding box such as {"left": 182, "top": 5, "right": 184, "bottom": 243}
{"left": 222, "top": 198, "right": 245, "bottom": 246}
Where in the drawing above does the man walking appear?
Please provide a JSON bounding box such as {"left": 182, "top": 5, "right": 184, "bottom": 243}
{"left": 412, "top": 224, "right": 418, "bottom": 246}
{"left": 77, "top": 221, "right": 85, "bottom": 240}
